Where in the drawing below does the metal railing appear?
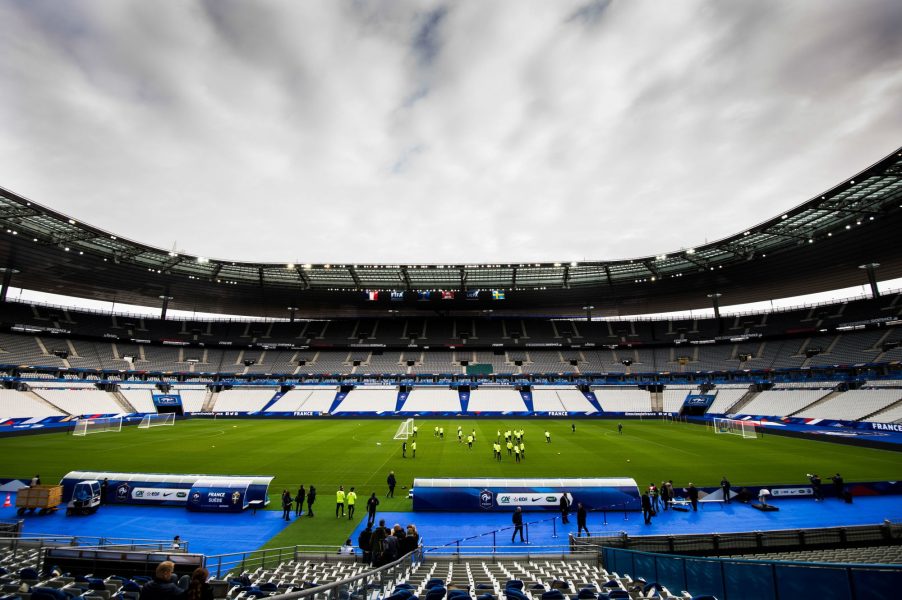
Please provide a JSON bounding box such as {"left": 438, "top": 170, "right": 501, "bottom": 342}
{"left": 204, "top": 545, "right": 364, "bottom": 579}
{"left": 0, "top": 533, "right": 182, "bottom": 572}
{"left": 216, "top": 549, "right": 423, "bottom": 600}
{"left": 570, "top": 521, "right": 902, "bottom": 556}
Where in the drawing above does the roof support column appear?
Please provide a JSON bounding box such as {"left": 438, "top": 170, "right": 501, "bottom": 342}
{"left": 0, "top": 267, "right": 18, "bottom": 303}
{"left": 159, "top": 294, "right": 174, "bottom": 320}
{"left": 858, "top": 263, "right": 880, "bottom": 300}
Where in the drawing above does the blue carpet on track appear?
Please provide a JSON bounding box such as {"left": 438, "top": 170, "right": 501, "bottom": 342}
{"left": 0, "top": 493, "right": 290, "bottom": 557}
{"left": 351, "top": 495, "right": 902, "bottom": 554}
{"left": 3, "top": 492, "right": 901, "bottom": 557}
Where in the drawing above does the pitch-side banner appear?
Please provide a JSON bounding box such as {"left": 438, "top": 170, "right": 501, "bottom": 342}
{"left": 412, "top": 477, "right": 641, "bottom": 512}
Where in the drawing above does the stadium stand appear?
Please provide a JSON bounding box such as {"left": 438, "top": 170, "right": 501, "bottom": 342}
{"left": 467, "top": 388, "right": 527, "bottom": 412}
{"left": 334, "top": 386, "right": 398, "bottom": 413}
{"left": 531, "top": 387, "right": 596, "bottom": 413}
{"left": 736, "top": 388, "right": 835, "bottom": 418}
{"left": 592, "top": 388, "right": 651, "bottom": 413}
{"left": 401, "top": 388, "right": 462, "bottom": 412}
{"left": 212, "top": 389, "right": 278, "bottom": 413}
{"left": 266, "top": 386, "right": 339, "bottom": 412}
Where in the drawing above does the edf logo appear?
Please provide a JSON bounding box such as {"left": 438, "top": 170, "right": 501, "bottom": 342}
{"left": 479, "top": 489, "right": 493, "bottom": 510}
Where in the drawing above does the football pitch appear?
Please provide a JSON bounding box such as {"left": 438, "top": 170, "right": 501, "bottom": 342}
{"left": 2, "top": 418, "right": 899, "bottom": 548}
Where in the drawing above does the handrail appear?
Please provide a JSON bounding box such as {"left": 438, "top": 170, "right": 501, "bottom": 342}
{"left": 265, "top": 548, "right": 422, "bottom": 600}
{"left": 204, "top": 545, "right": 358, "bottom": 579}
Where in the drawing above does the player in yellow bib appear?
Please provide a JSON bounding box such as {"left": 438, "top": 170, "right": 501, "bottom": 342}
{"left": 336, "top": 486, "right": 345, "bottom": 518}
{"left": 467, "top": 435, "right": 473, "bottom": 449}
{"left": 412, "top": 440, "right": 417, "bottom": 458}
{"left": 346, "top": 487, "right": 357, "bottom": 520}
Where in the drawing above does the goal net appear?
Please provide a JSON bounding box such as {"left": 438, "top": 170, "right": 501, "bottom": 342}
{"left": 138, "top": 413, "right": 176, "bottom": 429}
{"left": 73, "top": 416, "right": 122, "bottom": 437}
{"left": 713, "top": 417, "right": 759, "bottom": 439}
{"left": 393, "top": 418, "right": 415, "bottom": 440}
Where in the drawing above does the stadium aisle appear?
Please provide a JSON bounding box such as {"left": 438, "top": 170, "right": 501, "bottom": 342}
{"left": 355, "top": 496, "right": 902, "bottom": 553}
{"left": 0, "top": 493, "right": 290, "bottom": 556}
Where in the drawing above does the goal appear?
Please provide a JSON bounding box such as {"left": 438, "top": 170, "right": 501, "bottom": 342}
{"left": 73, "top": 416, "right": 122, "bottom": 437}
{"left": 393, "top": 418, "right": 415, "bottom": 440}
{"left": 138, "top": 413, "right": 176, "bottom": 429}
{"left": 713, "top": 417, "right": 760, "bottom": 439}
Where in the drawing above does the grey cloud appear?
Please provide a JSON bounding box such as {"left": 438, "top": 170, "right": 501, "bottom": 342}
{"left": 0, "top": 0, "right": 900, "bottom": 266}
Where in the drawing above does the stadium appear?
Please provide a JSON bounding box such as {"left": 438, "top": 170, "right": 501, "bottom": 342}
{"left": 1, "top": 3, "right": 902, "bottom": 600}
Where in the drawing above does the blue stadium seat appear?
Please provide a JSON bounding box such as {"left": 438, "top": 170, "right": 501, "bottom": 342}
{"left": 425, "top": 587, "right": 447, "bottom": 600}
{"left": 476, "top": 594, "right": 495, "bottom": 600}
{"left": 30, "top": 587, "right": 68, "bottom": 600}
{"left": 578, "top": 588, "right": 598, "bottom": 599}
{"left": 505, "top": 580, "right": 524, "bottom": 591}
{"left": 540, "top": 590, "right": 566, "bottom": 600}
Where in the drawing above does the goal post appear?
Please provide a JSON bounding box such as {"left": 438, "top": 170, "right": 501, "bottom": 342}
{"left": 138, "top": 413, "right": 176, "bottom": 429}
{"left": 393, "top": 417, "right": 414, "bottom": 440}
{"left": 73, "top": 416, "right": 122, "bottom": 437}
{"left": 713, "top": 417, "right": 760, "bottom": 438}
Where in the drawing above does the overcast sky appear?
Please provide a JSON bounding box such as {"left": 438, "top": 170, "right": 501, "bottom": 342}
{"left": 1, "top": 0, "right": 900, "bottom": 266}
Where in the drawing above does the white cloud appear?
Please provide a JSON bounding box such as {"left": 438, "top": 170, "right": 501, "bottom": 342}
{"left": 1, "top": 0, "right": 900, "bottom": 265}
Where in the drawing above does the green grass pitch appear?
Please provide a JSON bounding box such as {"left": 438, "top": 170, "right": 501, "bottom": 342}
{"left": 1, "top": 418, "right": 899, "bottom": 548}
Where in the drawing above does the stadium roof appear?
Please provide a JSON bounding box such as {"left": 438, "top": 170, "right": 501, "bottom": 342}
{"left": 0, "top": 147, "right": 901, "bottom": 318}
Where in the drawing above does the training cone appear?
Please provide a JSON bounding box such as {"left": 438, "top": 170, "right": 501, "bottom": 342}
{"left": 3, "top": 494, "right": 10, "bottom": 507}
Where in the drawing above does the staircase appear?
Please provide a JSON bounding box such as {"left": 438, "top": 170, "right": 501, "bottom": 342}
{"left": 724, "top": 391, "right": 759, "bottom": 415}
{"left": 200, "top": 390, "right": 218, "bottom": 412}
{"left": 110, "top": 390, "right": 138, "bottom": 413}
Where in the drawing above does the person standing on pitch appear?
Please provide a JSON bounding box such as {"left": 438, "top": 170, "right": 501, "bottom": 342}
{"left": 559, "top": 493, "right": 570, "bottom": 523}
{"left": 641, "top": 492, "right": 653, "bottom": 525}
{"left": 306, "top": 485, "right": 316, "bottom": 516}
{"left": 402, "top": 441, "right": 407, "bottom": 458}
{"left": 831, "top": 473, "right": 844, "bottom": 500}
{"left": 387, "top": 472, "right": 396, "bottom": 497}
{"left": 412, "top": 425, "right": 418, "bottom": 438}
{"left": 514, "top": 444, "right": 521, "bottom": 462}
{"left": 366, "top": 492, "right": 379, "bottom": 527}
{"left": 336, "top": 486, "right": 346, "bottom": 518}
{"left": 618, "top": 423, "right": 623, "bottom": 434}
{"left": 467, "top": 434, "right": 473, "bottom": 449}
{"left": 511, "top": 507, "right": 525, "bottom": 543}
{"left": 347, "top": 487, "right": 357, "bottom": 520}
{"left": 281, "top": 490, "right": 293, "bottom": 521}
{"left": 545, "top": 430, "right": 551, "bottom": 443}
{"left": 809, "top": 474, "right": 824, "bottom": 501}
{"left": 687, "top": 483, "right": 699, "bottom": 512}
{"left": 720, "top": 476, "right": 732, "bottom": 504}
{"left": 576, "top": 502, "right": 589, "bottom": 537}
{"left": 660, "top": 481, "right": 671, "bottom": 511}
{"left": 571, "top": 423, "right": 576, "bottom": 433}
{"left": 295, "top": 485, "right": 306, "bottom": 517}
{"left": 411, "top": 440, "right": 417, "bottom": 458}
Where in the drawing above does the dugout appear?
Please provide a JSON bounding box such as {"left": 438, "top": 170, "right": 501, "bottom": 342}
{"left": 60, "top": 471, "right": 273, "bottom": 512}
{"left": 413, "top": 477, "right": 641, "bottom": 512}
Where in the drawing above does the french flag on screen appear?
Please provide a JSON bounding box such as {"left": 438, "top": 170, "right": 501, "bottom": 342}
{"left": 366, "top": 290, "right": 379, "bottom": 301}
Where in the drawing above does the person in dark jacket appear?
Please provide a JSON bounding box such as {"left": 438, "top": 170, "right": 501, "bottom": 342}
{"left": 641, "top": 492, "right": 653, "bottom": 525}
{"left": 183, "top": 567, "right": 213, "bottom": 600}
{"left": 401, "top": 524, "right": 420, "bottom": 556}
{"left": 380, "top": 532, "right": 399, "bottom": 565}
{"left": 295, "top": 485, "right": 306, "bottom": 517}
{"left": 660, "top": 480, "right": 671, "bottom": 510}
{"left": 511, "top": 507, "right": 525, "bottom": 542}
{"left": 139, "top": 561, "right": 185, "bottom": 600}
{"left": 559, "top": 493, "right": 570, "bottom": 523}
{"left": 281, "top": 490, "right": 293, "bottom": 521}
{"left": 369, "top": 521, "right": 388, "bottom": 566}
{"left": 687, "top": 483, "right": 699, "bottom": 512}
{"left": 366, "top": 492, "right": 379, "bottom": 527}
{"left": 387, "top": 472, "right": 397, "bottom": 497}
{"left": 576, "top": 502, "right": 589, "bottom": 537}
{"left": 720, "top": 476, "right": 731, "bottom": 504}
{"left": 358, "top": 525, "right": 373, "bottom": 563}
{"left": 831, "top": 473, "right": 845, "bottom": 499}
{"left": 306, "top": 485, "right": 316, "bottom": 517}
